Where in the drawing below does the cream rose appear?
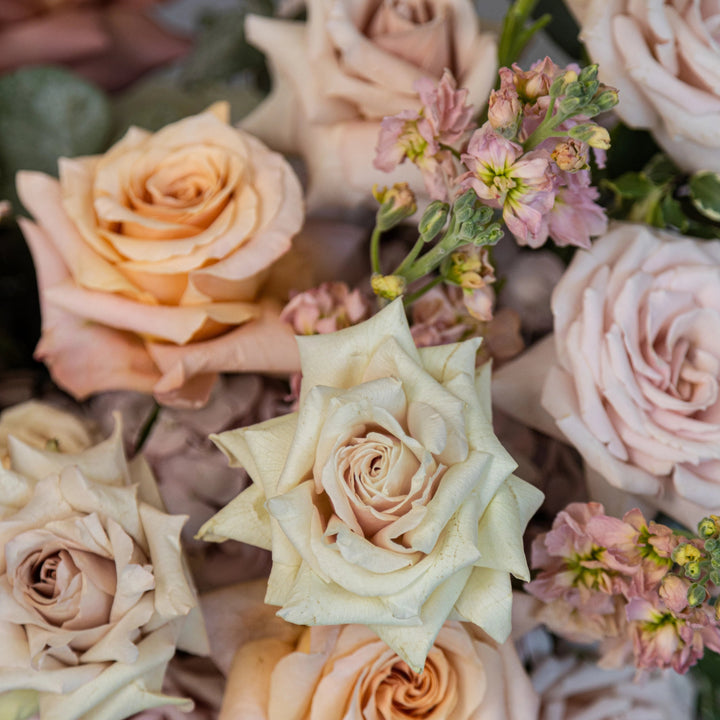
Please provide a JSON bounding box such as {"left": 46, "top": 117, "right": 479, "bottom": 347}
{"left": 0, "top": 409, "right": 208, "bottom": 720}
{"left": 493, "top": 223, "right": 720, "bottom": 528}
{"left": 564, "top": 0, "right": 720, "bottom": 173}
{"left": 17, "top": 103, "right": 305, "bottom": 408}
{"left": 240, "top": 0, "right": 497, "bottom": 209}
{"left": 199, "top": 299, "right": 543, "bottom": 670}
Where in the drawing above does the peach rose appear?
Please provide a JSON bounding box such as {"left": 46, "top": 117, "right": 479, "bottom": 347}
{"left": 0, "top": 0, "right": 188, "bottom": 90}
{"left": 17, "top": 103, "right": 306, "bottom": 408}
{"left": 565, "top": 0, "right": 720, "bottom": 173}
{"left": 199, "top": 299, "right": 543, "bottom": 670}
{"left": 493, "top": 223, "right": 720, "bottom": 528}
{"left": 0, "top": 409, "right": 208, "bottom": 720}
{"left": 240, "top": 0, "right": 497, "bottom": 209}
{"left": 205, "top": 582, "right": 538, "bottom": 720}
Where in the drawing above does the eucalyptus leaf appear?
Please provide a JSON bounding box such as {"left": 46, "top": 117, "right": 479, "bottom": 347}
{"left": 690, "top": 171, "right": 720, "bottom": 223}
{"left": 0, "top": 66, "right": 110, "bottom": 207}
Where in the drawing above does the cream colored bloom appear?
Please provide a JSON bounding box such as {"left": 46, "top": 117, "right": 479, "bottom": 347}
{"left": 241, "top": 0, "right": 497, "bottom": 209}
{"left": 17, "top": 103, "right": 305, "bottom": 408}
{"left": 0, "top": 410, "right": 208, "bottom": 720}
{"left": 565, "top": 0, "right": 720, "bottom": 173}
{"left": 199, "top": 299, "right": 543, "bottom": 670}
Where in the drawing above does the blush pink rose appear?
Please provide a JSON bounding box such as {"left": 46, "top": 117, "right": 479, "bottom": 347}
{"left": 17, "top": 104, "right": 306, "bottom": 408}
{"left": 543, "top": 223, "right": 720, "bottom": 526}
{"left": 240, "top": 0, "right": 497, "bottom": 209}
{"left": 210, "top": 583, "right": 538, "bottom": 720}
{"left": 565, "top": 0, "right": 720, "bottom": 173}
{"left": 0, "top": 0, "right": 188, "bottom": 90}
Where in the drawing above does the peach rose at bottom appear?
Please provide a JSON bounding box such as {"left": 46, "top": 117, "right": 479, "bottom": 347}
{"left": 213, "top": 590, "right": 538, "bottom": 720}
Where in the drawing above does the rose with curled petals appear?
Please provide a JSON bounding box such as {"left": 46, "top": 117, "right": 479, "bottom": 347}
{"left": 564, "top": 0, "right": 720, "bottom": 173}
{"left": 199, "top": 299, "right": 543, "bottom": 671}
{"left": 16, "top": 103, "right": 304, "bottom": 408}
{"left": 508, "top": 223, "right": 720, "bottom": 528}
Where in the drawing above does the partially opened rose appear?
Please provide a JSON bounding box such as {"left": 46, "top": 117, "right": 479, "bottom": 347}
{"left": 17, "top": 103, "right": 305, "bottom": 407}
{"left": 240, "top": 0, "right": 497, "bottom": 208}
{"left": 0, "top": 409, "right": 208, "bottom": 720}
{"left": 564, "top": 0, "right": 720, "bottom": 173}
{"left": 222, "top": 620, "right": 538, "bottom": 720}
{"left": 493, "top": 223, "right": 720, "bottom": 528}
{"left": 199, "top": 299, "right": 543, "bottom": 670}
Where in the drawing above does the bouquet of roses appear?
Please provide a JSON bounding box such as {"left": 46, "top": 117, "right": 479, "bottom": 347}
{"left": 1, "top": 0, "right": 720, "bottom": 717}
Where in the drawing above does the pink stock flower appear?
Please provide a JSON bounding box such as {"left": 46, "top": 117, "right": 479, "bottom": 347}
{"left": 375, "top": 70, "right": 474, "bottom": 200}
{"left": 280, "top": 282, "right": 370, "bottom": 335}
{"left": 487, "top": 85, "right": 522, "bottom": 137}
{"left": 460, "top": 124, "right": 555, "bottom": 247}
{"left": 502, "top": 57, "right": 569, "bottom": 103}
{"left": 627, "top": 575, "right": 720, "bottom": 673}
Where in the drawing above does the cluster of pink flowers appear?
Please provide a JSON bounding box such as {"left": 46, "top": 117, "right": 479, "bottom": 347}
{"left": 527, "top": 502, "right": 720, "bottom": 673}
{"left": 280, "top": 282, "right": 370, "bottom": 335}
{"left": 375, "top": 58, "right": 610, "bottom": 250}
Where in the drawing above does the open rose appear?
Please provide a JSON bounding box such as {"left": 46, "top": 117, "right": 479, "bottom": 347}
{"left": 202, "top": 580, "right": 539, "bottom": 720}
{"left": 17, "top": 103, "right": 305, "bottom": 408}
{"left": 493, "top": 223, "right": 720, "bottom": 528}
{"left": 564, "top": 0, "right": 720, "bottom": 173}
{"left": 240, "top": 0, "right": 497, "bottom": 209}
{"left": 0, "top": 407, "right": 208, "bottom": 720}
{"left": 0, "top": 0, "right": 188, "bottom": 90}
{"left": 199, "top": 299, "right": 543, "bottom": 670}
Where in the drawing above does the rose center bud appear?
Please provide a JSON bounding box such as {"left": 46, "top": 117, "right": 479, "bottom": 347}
{"left": 368, "top": 655, "right": 454, "bottom": 719}
{"left": 364, "top": 0, "right": 452, "bottom": 77}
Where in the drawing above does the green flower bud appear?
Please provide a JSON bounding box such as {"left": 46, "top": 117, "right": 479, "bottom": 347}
{"left": 578, "top": 64, "right": 599, "bottom": 84}
{"left": 373, "top": 183, "right": 417, "bottom": 231}
{"left": 594, "top": 87, "right": 619, "bottom": 112}
{"left": 453, "top": 190, "right": 479, "bottom": 222}
{"left": 558, "top": 95, "right": 583, "bottom": 116}
{"left": 699, "top": 518, "right": 719, "bottom": 539}
{"left": 371, "top": 274, "right": 406, "bottom": 300}
{"left": 673, "top": 543, "right": 701, "bottom": 566}
{"left": 709, "top": 568, "right": 720, "bottom": 586}
{"left": 688, "top": 582, "right": 707, "bottom": 607}
{"left": 418, "top": 201, "right": 449, "bottom": 238}
{"left": 686, "top": 561, "right": 703, "bottom": 580}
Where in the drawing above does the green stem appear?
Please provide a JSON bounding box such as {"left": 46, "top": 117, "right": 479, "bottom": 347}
{"left": 523, "top": 103, "right": 567, "bottom": 150}
{"left": 394, "top": 233, "right": 429, "bottom": 277}
{"left": 370, "top": 226, "right": 383, "bottom": 275}
{"left": 402, "top": 216, "right": 459, "bottom": 283}
{"left": 403, "top": 275, "right": 444, "bottom": 307}
{"left": 134, "top": 401, "right": 160, "bottom": 455}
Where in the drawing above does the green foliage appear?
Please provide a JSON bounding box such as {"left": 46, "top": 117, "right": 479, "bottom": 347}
{"left": 690, "top": 172, "right": 720, "bottom": 223}
{"left": 497, "top": 0, "right": 552, "bottom": 69}
{"left": 0, "top": 66, "right": 111, "bottom": 209}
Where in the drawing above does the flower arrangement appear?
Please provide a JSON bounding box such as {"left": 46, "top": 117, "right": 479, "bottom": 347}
{"left": 1, "top": 0, "right": 720, "bottom": 717}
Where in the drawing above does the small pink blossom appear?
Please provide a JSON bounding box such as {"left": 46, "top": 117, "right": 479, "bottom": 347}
{"left": 503, "top": 57, "right": 569, "bottom": 102}
{"left": 460, "top": 123, "right": 555, "bottom": 247}
{"left": 488, "top": 85, "right": 522, "bottom": 137}
{"left": 375, "top": 70, "right": 474, "bottom": 200}
{"left": 280, "top": 282, "right": 370, "bottom": 335}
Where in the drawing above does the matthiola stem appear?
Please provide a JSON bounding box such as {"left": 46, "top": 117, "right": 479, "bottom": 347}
{"left": 497, "top": 0, "right": 551, "bottom": 69}
{"left": 403, "top": 275, "right": 444, "bottom": 307}
{"left": 370, "top": 226, "right": 383, "bottom": 275}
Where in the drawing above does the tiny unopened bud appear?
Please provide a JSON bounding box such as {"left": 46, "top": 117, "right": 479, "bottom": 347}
{"left": 552, "top": 138, "right": 588, "bottom": 172}
{"left": 373, "top": 183, "right": 417, "bottom": 230}
{"left": 419, "top": 200, "right": 450, "bottom": 238}
{"left": 453, "top": 189, "right": 479, "bottom": 222}
{"left": 673, "top": 543, "right": 702, "bottom": 566}
{"left": 568, "top": 123, "right": 610, "bottom": 150}
{"left": 688, "top": 582, "right": 707, "bottom": 607}
{"left": 594, "top": 86, "right": 619, "bottom": 112}
{"left": 700, "top": 518, "right": 719, "bottom": 539}
{"left": 558, "top": 95, "right": 583, "bottom": 116}
{"left": 710, "top": 568, "right": 720, "bottom": 586}
{"left": 488, "top": 87, "right": 522, "bottom": 138}
{"left": 578, "top": 64, "right": 598, "bottom": 84}
{"left": 686, "top": 561, "right": 703, "bottom": 580}
{"left": 371, "top": 273, "right": 406, "bottom": 300}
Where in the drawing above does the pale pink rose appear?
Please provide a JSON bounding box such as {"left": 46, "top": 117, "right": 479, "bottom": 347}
{"left": 565, "top": 0, "right": 720, "bottom": 173}
{"left": 239, "top": 0, "right": 497, "bottom": 209}
{"left": 0, "top": 0, "right": 188, "bottom": 91}
{"left": 0, "top": 408, "right": 208, "bottom": 720}
{"left": 533, "top": 656, "right": 696, "bottom": 720}
{"left": 541, "top": 223, "right": 720, "bottom": 527}
{"left": 212, "top": 583, "right": 538, "bottom": 720}
{"left": 17, "top": 104, "right": 307, "bottom": 408}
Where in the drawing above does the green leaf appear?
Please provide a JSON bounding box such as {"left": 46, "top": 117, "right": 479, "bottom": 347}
{"left": 643, "top": 153, "right": 680, "bottom": 185}
{"left": 604, "top": 173, "right": 655, "bottom": 199}
{"left": 0, "top": 66, "right": 111, "bottom": 208}
{"left": 661, "top": 194, "right": 688, "bottom": 232}
{"left": 690, "top": 171, "right": 720, "bottom": 222}
{"left": 180, "top": 3, "right": 273, "bottom": 87}
{"left": 111, "top": 77, "right": 263, "bottom": 139}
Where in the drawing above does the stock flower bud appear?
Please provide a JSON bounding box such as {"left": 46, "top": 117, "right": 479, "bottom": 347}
{"left": 568, "top": 123, "right": 611, "bottom": 150}
{"left": 699, "top": 518, "right": 719, "bottom": 539}
{"left": 488, "top": 87, "right": 522, "bottom": 138}
{"left": 446, "top": 246, "right": 495, "bottom": 290}
{"left": 552, "top": 138, "right": 588, "bottom": 172}
{"left": 371, "top": 273, "right": 406, "bottom": 300}
{"left": 418, "top": 200, "right": 450, "bottom": 238}
{"left": 594, "top": 86, "right": 620, "bottom": 112}
{"left": 373, "top": 183, "right": 417, "bottom": 230}
{"left": 687, "top": 583, "right": 707, "bottom": 607}
{"left": 685, "top": 561, "right": 702, "bottom": 580}
{"left": 673, "top": 543, "right": 702, "bottom": 566}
